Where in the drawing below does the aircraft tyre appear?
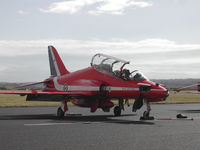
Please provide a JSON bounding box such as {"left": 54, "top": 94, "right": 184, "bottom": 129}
{"left": 114, "top": 106, "right": 121, "bottom": 116}
{"left": 143, "top": 111, "right": 149, "bottom": 118}
{"left": 57, "top": 107, "right": 65, "bottom": 118}
{"left": 140, "top": 111, "right": 154, "bottom": 120}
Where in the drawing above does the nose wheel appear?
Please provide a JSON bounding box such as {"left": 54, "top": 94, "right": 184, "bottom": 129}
{"left": 140, "top": 99, "right": 154, "bottom": 120}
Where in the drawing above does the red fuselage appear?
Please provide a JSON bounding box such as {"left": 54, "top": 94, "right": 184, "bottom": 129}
{"left": 43, "top": 67, "right": 168, "bottom": 108}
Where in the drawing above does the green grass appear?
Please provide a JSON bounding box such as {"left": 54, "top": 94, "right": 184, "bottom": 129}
{"left": 0, "top": 90, "right": 200, "bottom": 107}
{"left": 159, "top": 92, "right": 200, "bottom": 104}
{"left": 0, "top": 94, "right": 61, "bottom": 107}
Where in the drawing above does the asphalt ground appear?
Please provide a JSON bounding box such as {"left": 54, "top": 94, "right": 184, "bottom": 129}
{"left": 1, "top": 104, "right": 200, "bottom": 150}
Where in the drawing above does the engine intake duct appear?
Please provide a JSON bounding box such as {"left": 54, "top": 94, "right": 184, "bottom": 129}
{"left": 139, "top": 85, "right": 151, "bottom": 92}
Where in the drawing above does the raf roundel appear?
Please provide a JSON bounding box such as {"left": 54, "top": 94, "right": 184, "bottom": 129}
{"left": 63, "top": 83, "right": 68, "bottom": 92}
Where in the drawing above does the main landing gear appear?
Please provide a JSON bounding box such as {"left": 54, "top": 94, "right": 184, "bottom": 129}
{"left": 114, "top": 98, "right": 130, "bottom": 116}
{"left": 114, "top": 98, "right": 123, "bottom": 116}
{"left": 57, "top": 96, "right": 69, "bottom": 118}
{"left": 140, "top": 99, "right": 154, "bottom": 120}
{"left": 114, "top": 106, "right": 121, "bottom": 116}
{"left": 57, "top": 107, "right": 65, "bottom": 118}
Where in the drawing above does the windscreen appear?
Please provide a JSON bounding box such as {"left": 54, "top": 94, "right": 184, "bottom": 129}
{"left": 129, "top": 70, "right": 147, "bottom": 81}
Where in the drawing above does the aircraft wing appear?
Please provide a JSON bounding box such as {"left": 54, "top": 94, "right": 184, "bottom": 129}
{"left": 175, "top": 83, "right": 198, "bottom": 92}
{"left": 0, "top": 90, "right": 100, "bottom": 101}
{"left": 15, "top": 80, "right": 51, "bottom": 89}
{"left": 0, "top": 90, "right": 69, "bottom": 96}
{"left": 0, "top": 90, "right": 97, "bottom": 96}
{"left": 179, "top": 91, "right": 200, "bottom": 94}
{"left": 174, "top": 83, "right": 200, "bottom": 95}
{"left": 188, "top": 91, "right": 200, "bottom": 94}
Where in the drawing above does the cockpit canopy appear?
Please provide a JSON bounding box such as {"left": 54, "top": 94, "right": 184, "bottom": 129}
{"left": 91, "top": 53, "right": 147, "bottom": 81}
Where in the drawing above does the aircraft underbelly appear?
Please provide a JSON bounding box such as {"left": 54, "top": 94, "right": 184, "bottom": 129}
{"left": 26, "top": 94, "right": 63, "bottom": 101}
{"left": 71, "top": 98, "right": 114, "bottom": 112}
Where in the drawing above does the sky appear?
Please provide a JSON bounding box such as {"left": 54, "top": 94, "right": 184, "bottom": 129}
{"left": 0, "top": 0, "right": 200, "bottom": 82}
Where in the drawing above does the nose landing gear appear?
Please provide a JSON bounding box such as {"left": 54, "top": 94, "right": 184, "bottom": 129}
{"left": 140, "top": 99, "right": 154, "bottom": 120}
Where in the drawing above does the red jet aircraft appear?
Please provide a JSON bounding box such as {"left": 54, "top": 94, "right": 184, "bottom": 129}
{"left": 0, "top": 46, "right": 169, "bottom": 120}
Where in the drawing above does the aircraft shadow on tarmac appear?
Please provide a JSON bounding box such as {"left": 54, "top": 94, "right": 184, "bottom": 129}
{"left": 0, "top": 114, "right": 154, "bottom": 125}
{"left": 179, "top": 109, "right": 200, "bottom": 113}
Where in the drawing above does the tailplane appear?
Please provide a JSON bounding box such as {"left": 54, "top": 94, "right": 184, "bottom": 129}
{"left": 48, "top": 45, "right": 69, "bottom": 77}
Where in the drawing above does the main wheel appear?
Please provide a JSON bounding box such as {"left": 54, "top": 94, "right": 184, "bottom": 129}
{"left": 57, "top": 107, "right": 64, "bottom": 118}
{"left": 114, "top": 106, "right": 121, "bottom": 116}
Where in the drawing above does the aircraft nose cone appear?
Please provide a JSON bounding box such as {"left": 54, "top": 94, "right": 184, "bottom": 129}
{"left": 163, "top": 89, "right": 169, "bottom": 100}
{"left": 166, "top": 89, "right": 169, "bottom": 97}
{"left": 155, "top": 83, "right": 169, "bottom": 99}
{"left": 160, "top": 86, "right": 169, "bottom": 101}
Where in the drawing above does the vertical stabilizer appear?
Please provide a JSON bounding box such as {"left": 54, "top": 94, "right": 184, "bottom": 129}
{"left": 48, "top": 46, "right": 69, "bottom": 77}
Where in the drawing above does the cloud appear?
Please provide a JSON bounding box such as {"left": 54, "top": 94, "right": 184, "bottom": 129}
{"left": 0, "top": 38, "right": 200, "bottom": 56}
{"left": 40, "top": 0, "right": 153, "bottom": 15}
{"left": 89, "top": 0, "right": 153, "bottom": 15}
{"left": 1, "top": 38, "right": 200, "bottom": 81}
{"left": 17, "top": 10, "right": 29, "bottom": 15}
{"left": 40, "top": 0, "right": 96, "bottom": 14}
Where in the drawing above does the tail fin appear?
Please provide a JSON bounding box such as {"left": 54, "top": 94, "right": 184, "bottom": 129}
{"left": 48, "top": 45, "right": 69, "bottom": 77}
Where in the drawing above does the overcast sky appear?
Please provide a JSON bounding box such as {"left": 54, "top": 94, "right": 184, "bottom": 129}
{"left": 0, "top": 0, "right": 200, "bottom": 82}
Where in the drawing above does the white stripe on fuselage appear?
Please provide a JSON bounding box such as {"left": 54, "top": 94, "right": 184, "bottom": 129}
{"left": 53, "top": 77, "right": 100, "bottom": 91}
{"left": 106, "top": 87, "right": 139, "bottom": 91}
{"left": 68, "top": 86, "right": 99, "bottom": 91}
{"left": 53, "top": 77, "right": 64, "bottom": 91}
{"left": 151, "top": 89, "right": 167, "bottom": 91}
{"left": 53, "top": 77, "right": 166, "bottom": 92}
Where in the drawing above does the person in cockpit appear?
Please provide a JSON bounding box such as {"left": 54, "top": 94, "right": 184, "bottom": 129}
{"left": 122, "top": 69, "right": 130, "bottom": 80}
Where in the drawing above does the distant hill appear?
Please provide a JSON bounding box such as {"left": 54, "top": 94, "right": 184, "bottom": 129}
{"left": 0, "top": 78, "right": 200, "bottom": 90}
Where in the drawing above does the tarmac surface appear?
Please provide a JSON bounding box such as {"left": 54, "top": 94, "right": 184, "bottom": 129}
{"left": 1, "top": 104, "right": 200, "bottom": 150}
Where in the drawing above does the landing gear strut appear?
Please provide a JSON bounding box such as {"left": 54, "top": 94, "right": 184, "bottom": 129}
{"left": 140, "top": 99, "right": 154, "bottom": 120}
{"left": 57, "top": 96, "right": 69, "bottom": 118}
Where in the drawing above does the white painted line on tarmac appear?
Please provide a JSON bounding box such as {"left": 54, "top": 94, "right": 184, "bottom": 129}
{"left": 24, "top": 121, "right": 102, "bottom": 126}
{"left": 24, "top": 122, "right": 76, "bottom": 126}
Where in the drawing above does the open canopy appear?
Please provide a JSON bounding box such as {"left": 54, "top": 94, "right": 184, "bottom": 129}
{"left": 91, "top": 53, "right": 129, "bottom": 75}
{"left": 91, "top": 53, "right": 147, "bottom": 81}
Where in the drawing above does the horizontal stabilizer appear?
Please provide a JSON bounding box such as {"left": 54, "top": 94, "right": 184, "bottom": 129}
{"left": 16, "top": 80, "right": 51, "bottom": 89}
